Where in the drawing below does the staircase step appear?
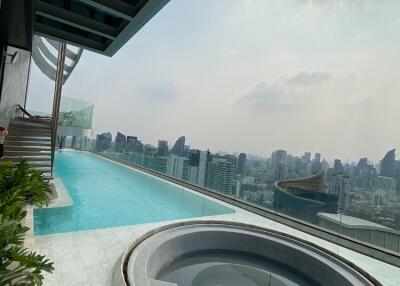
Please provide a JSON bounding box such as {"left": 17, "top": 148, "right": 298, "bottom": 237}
{"left": 31, "top": 167, "right": 52, "bottom": 172}
{"left": 4, "top": 141, "right": 51, "bottom": 147}
{"left": 4, "top": 154, "right": 51, "bottom": 164}
{"left": 4, "top": 146, "right": 51, "bottom": 152}
{"left": 9, "top": 125, "right": 51, "bottom": 132}
{"left": 5, "top": 136, "right": 51, "bottom": 142}
{"left": 8, "top": 131, "right": 51, "bottom": 137}
{"left": 4, "top": 151, "right": 51, "bottom": 157}
{"left": 14, "top": 117, "right": 51, "bottom": 124}
{"left": 24, "top": 162, "right": 52, "bottom": 168}
{"left": 8, "top": 128, "right": 51, "bottom": 133}
{"left": 10, "top": 120, "right": 51, "bottom": 128}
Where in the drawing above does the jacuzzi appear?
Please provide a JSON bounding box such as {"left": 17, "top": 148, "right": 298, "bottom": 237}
{"left": 113, "top": 221, "right": 380, "bottom": 286}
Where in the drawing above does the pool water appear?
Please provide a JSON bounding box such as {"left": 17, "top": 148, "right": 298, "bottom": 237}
{"left": 34, "top": 151, "right": 233, "bottom": 235}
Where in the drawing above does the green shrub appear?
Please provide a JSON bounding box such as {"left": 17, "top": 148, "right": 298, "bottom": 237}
{"left": 0, "top": 160, "right": 54, "bottom": 285}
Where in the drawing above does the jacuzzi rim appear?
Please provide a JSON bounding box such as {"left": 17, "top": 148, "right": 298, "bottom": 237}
{"left": 119, "top": 220, "right": 382, "bottom": 286}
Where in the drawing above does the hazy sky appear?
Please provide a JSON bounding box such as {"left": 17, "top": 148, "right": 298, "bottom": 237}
{"left": 27, "top": 0, "right": 400, "bottom": 163}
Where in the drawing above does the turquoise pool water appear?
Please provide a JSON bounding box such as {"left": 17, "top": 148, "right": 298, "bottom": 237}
{"left": 34, "top": 151, "right": 233, "bottom": 235}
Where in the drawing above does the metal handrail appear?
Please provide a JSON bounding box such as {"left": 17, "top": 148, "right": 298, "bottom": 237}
{"left": 16, "top": 104, "right": 51, "bottom": 120}
{"left": 50, "top": 42, "right": 66, "bottom": 177}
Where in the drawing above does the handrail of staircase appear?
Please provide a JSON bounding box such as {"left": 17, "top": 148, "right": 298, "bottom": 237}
{"left": 17, "top": 104, "right": 51, "bottom": 120}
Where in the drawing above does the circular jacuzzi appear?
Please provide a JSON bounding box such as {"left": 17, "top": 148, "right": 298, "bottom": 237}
{"left": 113, "top": 221, "right": 380, "bottom": 286}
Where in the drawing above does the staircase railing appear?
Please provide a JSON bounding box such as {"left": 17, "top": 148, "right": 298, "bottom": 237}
{"left": 16, "top": 104, "right": 51, "bottom": 120}
{"left": 50, "top": 42, "right": 66, "bottom": 177}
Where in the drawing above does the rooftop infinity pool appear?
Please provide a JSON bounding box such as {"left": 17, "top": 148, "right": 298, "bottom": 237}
{"left": 34, "top": 151, "right": 233, "bottom": 235}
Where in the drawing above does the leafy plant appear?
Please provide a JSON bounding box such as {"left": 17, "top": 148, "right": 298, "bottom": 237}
{"left": 0, "top": 160, "right": 52, "bottom": 207}
{"left": 0, "top": 160, "right": 54, "bottom": 285}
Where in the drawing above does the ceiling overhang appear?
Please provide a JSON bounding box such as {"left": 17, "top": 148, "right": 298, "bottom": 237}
{"left": 33, "top": 0, "right": 170, "bottom": 56}
{"left": 0, "top": 0, "right": 34, "bottom": 51}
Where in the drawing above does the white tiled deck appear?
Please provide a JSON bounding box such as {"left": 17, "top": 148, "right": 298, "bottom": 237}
{"left": 32, "top": 206, "right": 400, "bottom": 286}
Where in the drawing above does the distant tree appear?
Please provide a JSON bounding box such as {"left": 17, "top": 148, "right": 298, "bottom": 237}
{"left": 58, "top": 111, "right": 76, "bottom": 127}
{"left": 57, "top": 136, "right": 66, "bottom": 149}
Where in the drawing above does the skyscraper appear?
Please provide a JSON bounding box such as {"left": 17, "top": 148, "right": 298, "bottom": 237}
{"left": 171, "top": 136, "right": 185, "bottom": 155}
{"left": 126, "top": 136, "right": 143, "bottom": 152}
{"left": 329, "top": 174, "right": 350, "bottom": 211}
{"left": 304, "top": 152, "right": 311, "bottom": 162}
{"left": 114, "top": 132, "right": 126, "bottom": 152}
{"left": 380, "top": 149, "right": 396, "bottom": 178}
{"left": 157, "top": 140, "right": 168, "bottom": 156}
{"left": 225, "top": 154, "right": 237, "bottom": 173}
{"left": 167, "top": 154, "right": 188, "bottom": 180}
{"left": 237, "top": 153, "right": 247, "bottom": 175}
{"left": 198, "top": 150, "right": 210, "bottom": 187}
{"left": 314, "top": 153, "right": 321, "bottom": 163}
{"left": 206, "top": 156, "right": 235, "bottom": 195}
{"left": 95, "top": 132, "right": 112, "bottom": 151}
{"left": 271, "top": 150, "right": 287, "bottom": 181}
{"left": 187, "top": 150, "right": 201, "bottom": 185}
{"left": 333, "top": 159, "right": 344, "bottom": 175}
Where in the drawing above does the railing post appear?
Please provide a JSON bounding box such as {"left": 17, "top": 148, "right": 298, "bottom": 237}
{"left": 50, "top": 42, "right": 66, "bottom": 177}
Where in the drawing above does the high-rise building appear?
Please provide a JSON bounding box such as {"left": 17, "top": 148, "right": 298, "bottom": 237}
{"left": 143, "top": 144, "right": 156, "bottom": 156}
{"left": 150, "top": 156, "right": 168, "bottom": 173}
{"left": 352, "top": 157, "right": 376, "bottom": 192}
{"left": 95, "top": 132, "right": 112, "bottom": 151}
{"left": 237, "top": 153, "right": 247, "bottom": 175}
{"left": 157, "top": 140, "right": 168, "bottom": 156}
{"left": 114, "top": 132, "right": 127, "bottom": 152}
{"left": 274, "top": 171, "right": 338, "bottom": 224}
{"left": 395, "top": 161, "right": 400, "bottom": 193}
{"left": 126, "top": 136, "right": 143, "bottom": 153}
{"left": 380, "top": 149, "right": 396, "bottom": 178}
{"left": 167, "top": 155, "right": 188, "bottom": 180}
{"left": 188, "top": 149, "right": 200, "bottom": 166}
{"left": 312, "top": 153, "right": 322, "bottom": 174}
{"left": 197, "top": 150, "right": 210, "bottom": 187}
{"left": 333, "top": 159, "right": 344, "bottom": 175}
{"left": 187, "top": 149, "right": 200, "bottom": 185}
{"left": 225, "top": 155, "right": 237, "bottom": 173}
{"left": 304, "top": 152, "right": 311, "bottom": 162}
{"left": 329, "top": 174, "right": 351, "bottom": 211}
{"left": 187, "top": 166, "right": 199, "bottom": 185}
{"left": 206, "top": 156, "right": 235, "bottom": 195}
{"left": 271, "top": 150, "right": 287, "bottom": 181}
{"left": 375, "top": 176, "right": 397, "bottom": 196}
{"left": 171, "top": 136, "right": 185, "bottom": 155}
{"left": 314, "top": 153, "right": 321, "bottom": 163}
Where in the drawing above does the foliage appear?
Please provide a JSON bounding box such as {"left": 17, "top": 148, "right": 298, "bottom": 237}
{"left": 0, "top": 160, "right": 54, "bottom": 285}
{"left": 0, "top": 160, "right": 52, "bottom": 207}
{"left": 58, "top": 111, "right": 76, "bottom": 127}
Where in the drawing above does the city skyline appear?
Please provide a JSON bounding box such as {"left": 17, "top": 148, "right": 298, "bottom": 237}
{"left": 27, "top": 0, "right": 400, "bottom": 162}
{"left": 91, "top": 131, "right": 400, "bottom": 166}
{"left": 91, "top": 129, "right": 400, "bottom": 237}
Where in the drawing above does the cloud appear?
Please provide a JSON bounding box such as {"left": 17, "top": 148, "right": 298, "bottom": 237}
{"left": 241, "top": 71, "right": 331, "bottom": 109}
{"left": 137, "top": 82, "right": 178, "bottom": 102}
{"left": 286, "top": 71, "right": 330, "bottom": 85}
{"left": 297, "top": 0, "right": 366, "bottom": 7}
{"left": 241, "top": 83, "right": 283, "bottom": 109}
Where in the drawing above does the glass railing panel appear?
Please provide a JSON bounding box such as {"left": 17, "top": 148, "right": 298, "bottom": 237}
{"left": 340, "top": 174, "right": 400, "bottom": 253}
{"left": 58, "top": 96, "right": 94, "bottom": 129}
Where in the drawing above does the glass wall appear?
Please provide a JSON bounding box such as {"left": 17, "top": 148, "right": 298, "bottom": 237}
{"left": 58, "top": 97, "right": 94, "bottom": 129}
{"left": 86, "top": 135, "right": 400, "bottom": 254}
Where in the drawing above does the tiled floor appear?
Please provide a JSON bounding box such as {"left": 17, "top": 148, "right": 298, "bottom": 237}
{"left": 32, "top": 207, "right": 400, "bottom": 286}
